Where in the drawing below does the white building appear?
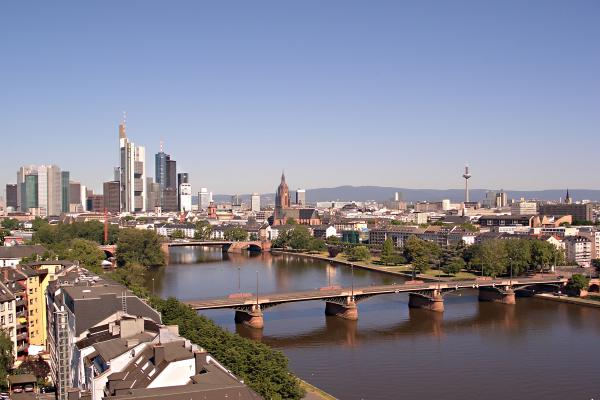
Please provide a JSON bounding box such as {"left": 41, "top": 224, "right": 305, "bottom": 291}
{"left": 0, "top": 282, "right": 17, "bottom": 357}
{"left": 179, "top": 183, "right": 192, "bottom": 212}
{"left": 198, "top": 188, "right": 212, "bottom": 210}
{"left": 119, "top": 118, "right": 146, "bottom": 213}
{"left": 251, "top": 193, "right": 261, "bottom": 212}
{"left": 564, "top": 236, "right": 592, "bottom": 267}
{"left": 511, "top": 201, "right": 537, "bottom": 216}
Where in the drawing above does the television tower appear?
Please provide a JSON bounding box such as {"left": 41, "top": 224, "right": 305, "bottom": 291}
{"left": 462, "top": 164, "right": 472, "bottom": 203}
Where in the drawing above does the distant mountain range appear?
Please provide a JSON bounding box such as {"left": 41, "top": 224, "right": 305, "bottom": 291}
{"left": 196, "top": 186, "right": 600, "bottom": 204}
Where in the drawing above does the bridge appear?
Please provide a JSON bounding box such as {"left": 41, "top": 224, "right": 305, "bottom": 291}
{"left": 184, "top": 275, "right": 568, "bottom": 329}
{"left": 162, "top": 240, "right": 271, "bottom": 254}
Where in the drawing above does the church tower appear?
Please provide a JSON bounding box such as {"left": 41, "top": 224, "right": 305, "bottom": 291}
{"left": 275, "top": 171, "right": 290, "bottom": 220}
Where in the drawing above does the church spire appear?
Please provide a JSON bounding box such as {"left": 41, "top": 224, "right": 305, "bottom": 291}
{"left": 565, "top": 188, "right": 572, "bottom": 204}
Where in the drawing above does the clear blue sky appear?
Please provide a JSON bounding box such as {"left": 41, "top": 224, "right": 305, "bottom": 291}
{"left": 1, "top": 1, "right": 599, "bottom": 195}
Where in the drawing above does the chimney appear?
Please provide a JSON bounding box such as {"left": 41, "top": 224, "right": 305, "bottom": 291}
{"left": 154, "top": 345, "right": 165, "bottom": 365}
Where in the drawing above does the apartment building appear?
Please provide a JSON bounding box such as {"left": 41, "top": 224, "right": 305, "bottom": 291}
{"left": 564, "top": 236, "right": 592, "bottom": 267}
{"left": 0, "top": 281, "right": 17, "bottom": 356}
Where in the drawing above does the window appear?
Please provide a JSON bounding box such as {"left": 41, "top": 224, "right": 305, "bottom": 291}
{"left": 0, "top": 303, "right": 4, "bottom": 312}
{"left": 1, "top": 316, "right": 4, "bottom": 325}
{"left": 7, "top": 302, "right": 12, "bottom": 310}
{"left": 29, "top": 299, "right": 33, "bottom": 305}
{"left": 8, "top": 315, "right": 12, "bottom": 323}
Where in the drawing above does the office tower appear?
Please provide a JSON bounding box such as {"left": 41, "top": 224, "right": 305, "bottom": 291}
{"left": 177, "top": 173, "right": 189, "bottom": 210}
{"left": 87, "top": 194, "right": 104, "bottom": 213}
{"left": 146, "top": 178, "right": 161, "bottom": 212}
{"left": 119, "top": 116, "right": 146, "bottom": 213}
{"left": 231, "top": 194, "right": 241, "bottom": 207}
{"left": 198, "top": 188, "right": 211, "bottom": 210}
{"left": 69, "top": 181, "right": 82, "bottom": 212}
{"left": 296, "top": 188, "right": 306, "bottom": 206}
{"left": 179, "top": 183, "right": 192, "bottom": 212}
{"left": 162, "top": 188, "right": 178, "bottom": 212}
{"left": 275, "top": 172, "right": 290, "bottom": 219}
{"left": 251, "top": 193, "right": 261, "bottom": 212}
{"left": 483, "top": 190, "right": 508, "bottom": 208}
{"left": 16, "top": 165, "right": 62, "bottom": 216}
{"left": 113, "top": 167, "right": 120, "bottom": 182}
{"left": 155, "top": 144, "right": 177, "bottom": 210}
{"left": 61, "top": 171, "right": 70, "bottom": 213}
{"left": 5, "top": 184, "right": 17, "bottom": 210}
{"left": 103, "top": 181, "right": 121, "bottom": 213}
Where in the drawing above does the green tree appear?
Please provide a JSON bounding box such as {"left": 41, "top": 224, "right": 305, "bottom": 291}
{"left": 403, "top": 236, "right": 441, "bottom": 277}
{"left": 171, "top": 229, "right": 185, "bottom": 239}
{"left": 0, "top": 329, "right": 14, "bottom": 389}
{"left": 346, "top": 245, "right": 371, "bottom": 262}
{"left": 504, "top": 239, "right": 531, "bottom": 276}
{"left": 0, "top": 218, "right": 19, "bottom": 230}
{"left": 325, "top": 236, "right": 342, "bottom": 246}
{"left": 110, "top": 263, "right": 149, "bottom": 295}
{"left": 194, "top": 220, "right": 213, "bottom": 240}
{"left": 65, "top": 239, "right": 106, "bottom": 273}
{"left": 307, "top": 238, "right": 327, "bottom": 253}
{"left": 0, "top": 229, "right": 10, "bottom": 246}
{"left": 530, "top": 240, "right": 554, "bottom": 273}
{"left": 566, "top": 274, "right": 590, "bottom": 294}
{"left": 116, "top": 229, "right": 165, "bottom": 267}
{"left": 380, "top": 238, "right": 397, "bottom": 266}
{"left": 14, "top": 356, "right": 50, "bottom": 386}
{"left": 287, "top": 226, "right": 312, "bottom": 250}
{"left": 470, "top": 239, "right": 507, "bottom": 277}
{"left": 442, "top": 256, "right": 465, "bottom": 275}
{"left": 286, "top": 217, "right": 297, "bottom": 225}
{"left": 224, "top": 227, "right": 248, "bottom": 242}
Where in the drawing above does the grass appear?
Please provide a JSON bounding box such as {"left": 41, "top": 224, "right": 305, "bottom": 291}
{"left": 298, "top": 378, "right": 337, "bottom": 400}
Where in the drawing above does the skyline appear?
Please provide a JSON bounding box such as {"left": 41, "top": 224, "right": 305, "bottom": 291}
{"left": 1, "top": 1, "right": 599, "bottom": 194}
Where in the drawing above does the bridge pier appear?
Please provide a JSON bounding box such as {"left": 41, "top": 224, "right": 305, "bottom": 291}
{"left": 325, "top": 299, "right": 358, "bottom": 321}
{"left": 408, "top": 290, "right": 444, "bottom": 312}
{"left": 478, "top": 287, "right": 516, "bottom": 305}
{"left": 234, "top": 305, "right": 264, "bottom": 329}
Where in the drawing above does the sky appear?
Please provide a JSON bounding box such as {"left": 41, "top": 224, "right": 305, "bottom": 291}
{"left": 1, "top": 1, "right": 599, "bottom": 195}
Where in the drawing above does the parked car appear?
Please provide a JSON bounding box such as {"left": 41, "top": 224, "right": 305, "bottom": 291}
{"left": 24, "top": 383, "right": 34, "bottom": 392}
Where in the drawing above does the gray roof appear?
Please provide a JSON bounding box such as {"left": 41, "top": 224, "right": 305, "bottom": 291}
{"left": 0, "top": 245, "right": 46, "bottom": 259}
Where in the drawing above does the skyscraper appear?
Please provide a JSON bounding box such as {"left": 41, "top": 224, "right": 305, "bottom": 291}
{"left": 275, "top": 172, "right": 290, "bottom": 219}
{"left": 179, "top": 183, "right": 192, "bottom": 212}
{"left": 177, "top": 173, "right": 189, "bottom": 210}
{"left": 119, "top": 116, "right": 146, "bottom": 213}
{"left": 296, "top": 188, "right": 306, "bottom": 206}
{"left": 155, "top": 144, "right": 177, "bottom": 210}
{"left": 5, "top": 184, "right": 17, "bottom": 210}
{"left": 16, "top": 165, "right": 62, "bottom": 216}
{"left": 103, "top": 181, "right": 121, "bottom": 214}
{"left": 146, "top": 178, "right": 161, "bottom": 212}
{"left": 251, "top": 193, "right": 261, "bottom": 212}
{"left": 198, "top": 188, "right": 211, "bottom": 210}
{"left": 61, "top": 171, "right": 70, "bottom": 213}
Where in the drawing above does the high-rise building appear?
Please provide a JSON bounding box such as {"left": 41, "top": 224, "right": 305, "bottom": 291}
{"left": 5, "top": 184, "right": 17, "bottom": 210}
{"left": 251, "top": 193, "right": 261, "bottom": 212}
{"left": 296, "top": 188, "right": 306, "bottom": 206}
{"left": 61, "top": 171, "right": 70, "bottom": 213}
{"left": 177, "top": 173, "right": 188, "bottom": 187}
{"left": 231, "top": 194, "right": 241, "bottom": 207}
{"left": 103, "top": 181, "right": 121, "bottom": 214}
{"left": 68, "top": 181, "right": 82, "bottom": 212}
{"left": 16, "top": 165, "right": 62, "bottom": 216}
{"left": 198, "top": 188, "right": 211, "bottom": 210}
{"left": 275, "top": 172, "right": 290, "bottom": 220}
{"left": 119, "top": 116, "right": 146, "bottom": 213}
{"left": 80, "top": 185, "right": 88, "bottom": 212}
{"left": 179, "top": 183, "right": 192, "bottom": 212}
{"left": 155, "top": 145, "right": 177, "bottom": 210}
{"left": 113, "top": 167, "right": 120, "bottom": 182}
{"left": 162, "top": 188, "right": 178, "bottom": 212}
{"left": 177, "top": 173, "right": 189, "bottom": 210}
{"left": 87, "top": 194, "right": 104, "bottom": 213}
{"left": 146, "top": 178, "right": 161, "bottom": 212}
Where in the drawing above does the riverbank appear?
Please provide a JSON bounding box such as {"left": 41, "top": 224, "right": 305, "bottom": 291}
{"left": 534, "top": 293, "right": 600, "bottom": 308}
{"left": 271, "top": 249, "right": 439, "bottom": 281}
{"left": 299, "top": 378, "right": 338, "bottom": 400}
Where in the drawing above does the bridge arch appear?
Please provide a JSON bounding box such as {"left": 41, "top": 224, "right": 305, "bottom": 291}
{"left": 589, "top": 284, "right": 600, "bottom": 293}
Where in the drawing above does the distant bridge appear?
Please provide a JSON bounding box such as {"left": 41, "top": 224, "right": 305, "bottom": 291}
{"left": 184, "top": 276, "right": 568, "bottom": 329}
{"left": 162, "top": 240, "right": 271, "bottom": 254}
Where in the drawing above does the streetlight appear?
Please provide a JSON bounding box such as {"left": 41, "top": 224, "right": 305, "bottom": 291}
{"left": 152, "top": 278, "right": 155, "bottom": 295}
{"left": 256, "top": 271, "right": 259, "bottom": 306}
{"left": 238, "top": 267, "right": 241, "bottom": 293}
{"left": 351, "top": 264, "right": 354, "bottom": 298}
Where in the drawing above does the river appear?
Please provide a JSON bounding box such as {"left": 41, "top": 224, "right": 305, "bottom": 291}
{"left": 145, "top": 246, "right": 600, "bottom": 400}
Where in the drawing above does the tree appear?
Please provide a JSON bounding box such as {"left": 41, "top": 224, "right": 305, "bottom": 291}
{"left": 194, "top": 220, "right": 213, "bottom": 240}
{"left": 325, "top": 236, "right": 342, "bottom": 246}
{"left": 442, "top": 257, "right": 465, "bottom": 275}
{"left": 0, "top": 218, "right": 18, "bottom": 230}
{"left": 0, "top": 229, "right": 10, "bottom": 246}
{"left": 286, "top": 218, "right": 297, "bottom": 225}
{"left": 403, "top": 236, "right": 441, "bottom": 277}
{"left": 530, "top": 240, "right": 554, "bottom": 273}
{"left": 346, "top": 245, "right": 371, "bottom": 262}
{"left": 66, "top": 239, "right": 106, "bottom": 273}
{"left": 566, "top": 274, "right": 590, "bottom": 294}
{"left": 171, "top": 229, "right": 185, "bottom": 239}
{"left": 469, "top": 239, "right": 507, "bottom": 277}
{"left": 110, "top": 263, "right": 149, "bottom": 295}
{"left": 504, "top": 239, "right": 531, "bottom": 276}
{"left": 14, "top": 356, "right": 50, "bottom": 386}
{"left": 0, "top": 329, "right": 14, "bottom": 389}
{"left": 307, "top": 238, "right": 327, "bottom": 253}
{"left": 224, "top": 227, "right": 248, "bottom": 242}
{"left": 116, "top": 229, "right": 165, "bottom": 267}
{"left": 380, "top": 238, "right": 397, "bottom": 266}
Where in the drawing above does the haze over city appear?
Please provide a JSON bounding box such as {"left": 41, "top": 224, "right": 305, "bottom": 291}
{"left": 2, "top": 1, "right": 599, "bottom": 194}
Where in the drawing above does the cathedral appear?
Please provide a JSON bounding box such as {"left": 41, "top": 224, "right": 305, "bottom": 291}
{"left": 271, "top": 172, "right": 320, "bottom": 226}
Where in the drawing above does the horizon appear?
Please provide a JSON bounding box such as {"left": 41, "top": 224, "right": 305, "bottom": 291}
{"left": 1, "top": 1, "right": 599, "bottom": 194}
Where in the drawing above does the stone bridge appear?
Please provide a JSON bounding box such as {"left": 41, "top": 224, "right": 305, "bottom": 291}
{"left": 162, "top": 240, "right": 271, "bottom": 254}
{"left": 185, "top": 276, "right": 568, "bottom": 329}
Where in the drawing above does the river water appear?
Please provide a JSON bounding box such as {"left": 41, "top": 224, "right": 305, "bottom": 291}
{"left": 146, "top": 246, "right": 600, "bottom": 400}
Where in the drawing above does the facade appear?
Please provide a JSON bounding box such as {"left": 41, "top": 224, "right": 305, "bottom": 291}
{"left": 162, "top": 188, "right": 178, "bottom": 212}
{"left": 146, "top": 179, "right": 161, "bottom": 212}
{"left": 274, "top": 172, "right": 290, "bottom": 220}
{"left": 296, "top": 188, "right": 306, "bottom": 206}
{"left": 511, "top": 201, "right": 537, "bottom": 216}
{"left": 198, "top": 188, "right": 212, "bottom": 210}
{"left": 61, "top": 171, "right": 70, "bottom": 213}
{"left": 564, "top": 236, "right": 592, "bottom": 267}
{"left": 119, "top": 119, "right": 146, "bottom": 213}
{"left": 155, "top": 223, "right": 196, "bottom": 238}
{"left": 539, "top": 203, "right": 593, "bottom": 223}
{"left": 177, "top": 173, "right": 189, "bottom": 210}
{"left": 103, "top": 181, "right": 121, "bottom": 214}
{"left": 178, "top": 183, "right": 192, "bottom": 212}
{"left": 369, "top": 225, "right": 476, "bottom": 248}
{"left": 69, "top": 181, "right": 83, "bottom": 212}
{"left": 482, "top": 190, "right": 508, "bottom": 208}
{"left": 6, "top": 184, "right": 18, "bottom": 210}
{"left": 87, "top": 195, "right": 105, "bottom": 213}
{"left": 251, "top": 193, "right": 260, "bottom": 212}
{"left": 478, "top": 215, "right": 535, "bottom": 227}
{"left": 0, "top": 281, "right": 17, "bottom": 356}
{"left": 17, "top": 165, "right": 62, "bottom": 216}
